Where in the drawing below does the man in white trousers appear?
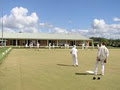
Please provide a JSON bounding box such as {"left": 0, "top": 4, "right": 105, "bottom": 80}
{"left": 70, "top": 45, "right": 78, "bottom": 67}
{"left": 94, "top": 42, "right": 109, "bottom": 75}
{"left": 36, "top": 42, "right": 40, "bottom": 51}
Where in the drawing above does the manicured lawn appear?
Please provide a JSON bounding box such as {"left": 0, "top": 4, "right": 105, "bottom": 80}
{"left": 0, "top": 47, "right": 9, "bottom": 63}
{"left": 0, "top": 49, "right": 120, "bottom": 90}
{"left": 0, "top": 47, "right": 9, "bottom": 54}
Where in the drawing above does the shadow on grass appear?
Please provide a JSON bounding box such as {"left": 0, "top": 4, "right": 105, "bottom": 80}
{"left": 57, "top": 64, "right": 73, "bottom": 67}
{"left": 75, "top": 73, "right": 93, "bottom": 75}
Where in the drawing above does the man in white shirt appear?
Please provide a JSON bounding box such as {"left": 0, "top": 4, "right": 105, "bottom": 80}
{"left": 29, "top": 42, "right": 33, "bottom": 49}
{"left": 94, "top": 42, "right": 109, "bottom": 75}
{"left": 70, "top": 45, "right": 78, "bottom": 67}
{"left": 49, "top": 43, "right": 51, "bottom": 49}
{"left": 25, "top": 43, "right": 28, "bottom": 48}
{"left": 82, "top": 43, "right": 85, "bottom": 50}
{"left": 52, "top": 43, "right": 55, "bottom": 49}
{"left": 37, "top": 42, "right": 40, "bottom": 51}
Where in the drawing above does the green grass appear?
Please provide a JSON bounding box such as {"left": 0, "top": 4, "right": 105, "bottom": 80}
{"left": 0, "top": 49, "right": 120, "bottom": 90}
{"left": 0, "top": 47, "right": 10, "bottom": 63}
{"left": 0, "top": 47, "right": 9, "bottom": 54}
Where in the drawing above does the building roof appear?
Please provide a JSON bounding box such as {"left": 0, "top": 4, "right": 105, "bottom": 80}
{"left": 0, "top": 32, "right": 91, "bottom": 40}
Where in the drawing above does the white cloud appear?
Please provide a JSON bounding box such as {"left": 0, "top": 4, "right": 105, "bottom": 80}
{"left": 113, "top": 17, "right": 120, "bottom": 22}
{"left": 39, "top": 23, "right": 53, "bottom": 28}
{"left": 88, "top": 19, "right": 120, "bottom": 39}
{"left": 108, "top": 24, "right": 120, "bottom": 30}
{"left": 69, "top": 19, "right": 120, "bottom": 39}
{"left": 0, "top": 7, "right": 120, "bottom": 39}
{"left": 39, "top": 23, "right": 68, "bottom": 34}
{"left": 53, "top": 27, "right": 68, "bottom": 34}
{"left": 92, "top": 19, "right": 106, "bottom": 29}
{"left": 0, "top": 7, "right": 39, "bottom": 33}
{"left": 2, "top": 27, "right": 15, "bottom": 33}
{"left": 20, "top": 27, "right": 39, "bottom": 33}
{"left": 0, "top": 7, "right": 69, "bottom": 34}
{"left": 71, "top": 29, "right": 89, "bottom": 36}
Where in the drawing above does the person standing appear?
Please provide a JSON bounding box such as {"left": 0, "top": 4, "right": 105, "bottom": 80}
{"left": 70, "top": 45, "right": 78, "bottom": 67}
{"left": 49, "top": 43, "right": 51, "bottom": 49}
{"left": 37, "top": 42, "right": 40, "bottom": 51}
{"left": 82, "top": 43, "right": 85, "bottom": 50}
{"left": 29, "top": 42, "right": 33, "bottom": 49}
{"left": 25, "top": 43, "right": 28, "bottom": 48}
{"left": 52, "top": 43, "right": 55, "bottom": 49}
{"left": 97, "top": 44, "right": 99, "bottom": 49}
{"left": 94, "top": 42, "right": 109, "bottom": 75}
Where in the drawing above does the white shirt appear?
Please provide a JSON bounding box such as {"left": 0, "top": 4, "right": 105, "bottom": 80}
{"left": 71, "top": 47, "right": 78, "bottom": 55}
{"left": 97, "top": 45, "right": 109, "bottom": 58}
{"left": 37, "top": 43, "right": 39, "bottom": 47}
{"left": 97, "top": 44, "right": 99, "bottom": 49}
{"left": 25, "top": 44, "right": 28, "bottom": 47}
{"left": 82, "top": 44, "right": 85, "bottom": 47}
{"left": 52, "top": 44, "right": 55, "bottom": 48}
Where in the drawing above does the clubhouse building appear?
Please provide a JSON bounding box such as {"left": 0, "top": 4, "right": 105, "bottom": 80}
{"left": 0, "top": 32, "right": 93, "bottom": 47}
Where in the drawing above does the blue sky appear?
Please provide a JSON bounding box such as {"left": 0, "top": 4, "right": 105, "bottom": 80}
{"left": 0, "top": 0, "right": 120, "bottom": 39}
